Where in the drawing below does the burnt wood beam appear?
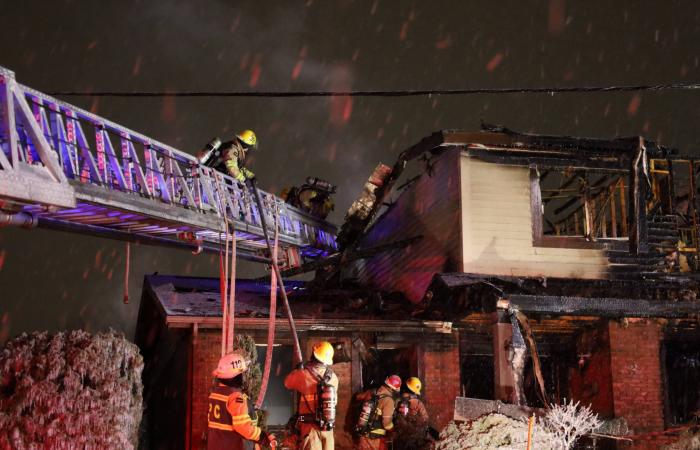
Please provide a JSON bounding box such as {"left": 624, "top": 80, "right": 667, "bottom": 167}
{"left": 629, "top": 138, "right": 649, "bottom": 254}
{"left": 467, "top": 150, "right": 626, "bottom": 172}
{"left": 501, "top": 294, "right": 700, "bottom": 319}
{"left": 553, "top": 175, "right": 619, "bottom": 216}
{"left": 542, "top": 171, "right": 584, "bottom": 205}
{"left": 442, "top": 129, "right": 672, "bottom": 158}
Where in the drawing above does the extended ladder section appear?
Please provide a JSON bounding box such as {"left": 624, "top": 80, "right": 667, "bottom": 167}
{"left": 0, "top": 66, "right": 337, "bottom": 262}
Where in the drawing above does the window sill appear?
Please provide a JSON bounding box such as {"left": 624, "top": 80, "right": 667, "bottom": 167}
{"left": 534, "top": 236, "right": 628, "bottom": 251}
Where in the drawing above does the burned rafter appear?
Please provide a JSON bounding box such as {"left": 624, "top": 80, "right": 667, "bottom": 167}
{"left": 500, "top": 294, "right": 700, "bottom": 319}
{"left": 553, "top": 174, "right": 620, "bottom": 216}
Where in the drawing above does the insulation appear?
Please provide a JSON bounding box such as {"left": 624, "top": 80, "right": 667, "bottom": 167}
{"left": 0, "top": 330, "right": 143, "bottom": 450}
{"left": 432, "top": 401, "right": 601, "bottom": 450}
{"left": 663, "top": 431, "right": 700, "bottom": 450}
{"left": 431, "top": 414, "right": 555, "bottom": 450}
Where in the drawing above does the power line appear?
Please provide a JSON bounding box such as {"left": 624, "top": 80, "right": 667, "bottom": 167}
{"left": 47, "top": 82, "right": 700, "bottom": 98}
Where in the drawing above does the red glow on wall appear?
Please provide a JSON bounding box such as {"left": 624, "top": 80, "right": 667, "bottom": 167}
{"left": 548, "top": 0, "right": 566, "bottom": 35}
{"left": 0, "top": 313, "right": 9, "bottom": 344}
{"left": 161, "top": 95, "right": 177, "bottom": 123}
{"left": 327, "top": 142, "right": 337, "bottom": 162}
{"left": 0, "top": 250, "right": 5, "bottom": 271}
{"left": 486, "top": 53, "right": 504, "bottom": 72}
{"left": 435, "top": 36, "right": 452, "bottom": 50}
{"left": 132, "top": 55, "right": 143, "bottom": 76}
{"left": 291, "top": 60, "right": 303, "bottom": 80}
{"left": 627, "top": 94, "right": 642, "bottom": 116}
{"left": 328, "top": 65, "right": 353, "bottom": 126}
{"left": 399, "top": 21, "right": 409, "bottom": 41}
{"left": 249, "top": 62, "right": 262, "bottom": 87}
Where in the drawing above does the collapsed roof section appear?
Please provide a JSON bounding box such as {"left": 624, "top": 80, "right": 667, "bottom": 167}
{"left": 340, "top": 125, "right": 700, "bottom": 312}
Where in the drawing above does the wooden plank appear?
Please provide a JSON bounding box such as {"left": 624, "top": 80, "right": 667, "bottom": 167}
{"left": 610, "top": 184, "right": 618, "bottom": 238}
{"left": 530, "top": 167, "right": 543, "bottom": 242}
{"left": 619, "top": 178, "right": 628, "bottom": 236}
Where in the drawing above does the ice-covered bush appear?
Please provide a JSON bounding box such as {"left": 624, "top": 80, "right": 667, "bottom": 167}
{"left": 0, "top": 330, "right": 143, "bottom": 450}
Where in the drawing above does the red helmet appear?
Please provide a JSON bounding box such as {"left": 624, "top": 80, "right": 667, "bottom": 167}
{"left": 385, "top": 375, "right": 402, "bottom": 391}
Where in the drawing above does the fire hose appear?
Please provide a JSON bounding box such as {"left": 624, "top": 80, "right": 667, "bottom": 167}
{"left": 255, "top": 212, "right": 279, "bottom": 409}
{"left": 247, "top": 178, "right": 304, "bottom": 365}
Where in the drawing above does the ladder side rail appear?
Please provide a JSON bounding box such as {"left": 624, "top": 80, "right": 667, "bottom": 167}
{"left": 166, "top": 148, "right": 196, "bottom": 210}
{"left": 71, "top": 113, "right": 103, "bottom": 185}
{"left": 0, "top": 69, "right": 17, "bottom": 170}
{"left": 144, "top": 144, "right": 172, "bottom": 203}
{"left": 122, "top": 134, "right": 152, "bottom": 197}
{"left": 48, "top": 104, "right": 77, "bottom": 179}
{"left": 13, "top": 85, "right": 66, "bottom": 183}
{"left": 100, "top": 127, "right": 128, "bottom": 190}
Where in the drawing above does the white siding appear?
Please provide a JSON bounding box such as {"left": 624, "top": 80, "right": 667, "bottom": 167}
{"left": 461, "top": 155, "right": 609, "bottom": 279}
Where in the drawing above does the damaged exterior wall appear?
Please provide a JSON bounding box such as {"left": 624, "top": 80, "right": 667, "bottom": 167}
{"left": 460, "top": 155, "right": 609, "bottom": 279}
{"left": 352, "top": 146, "right": 611, "bottom": 304}
{"left": 348, "top": 149, "right": 464, "bottom": 303}
{"left": 137, "top": 276, "right": 462, "bottom": 450}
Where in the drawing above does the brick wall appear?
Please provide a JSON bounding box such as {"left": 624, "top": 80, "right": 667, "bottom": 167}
{"left": 186, "top": 329, "right": 462, "bottom": 449}
{"left": 191, "top": 330, "right": 221, "bottom": 450}
{"left": 608, "top": 320, "right": 666, "bottom": 450}
{"left": 609, "top": 320, "right": 664, "bottom": 432}
{"left": 419, "top": 331, "right": 461, "bottom": 430}
{"left": 569, "top": 324, "right": 614, "bottom": 418}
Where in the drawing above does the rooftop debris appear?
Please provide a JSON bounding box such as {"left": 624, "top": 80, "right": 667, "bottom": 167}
{"left": 0, "top": 330, "right": 143, "bottom": 450}
{"left": 663, "top": 429, "right": 700, "bottom": 449}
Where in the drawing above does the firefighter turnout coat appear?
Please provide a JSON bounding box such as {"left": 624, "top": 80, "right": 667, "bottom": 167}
{"left": 207, "top": 384, "right": 262, "bottom": 450}
{"left": 284, "top": 360, "right": 339, "bottom": 450}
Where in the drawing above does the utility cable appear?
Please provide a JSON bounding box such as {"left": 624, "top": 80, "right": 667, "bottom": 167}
{"left": 47, "top": 82, "right": 700, "bottom": 98}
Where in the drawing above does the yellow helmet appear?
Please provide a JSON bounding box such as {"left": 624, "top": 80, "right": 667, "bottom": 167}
{"left": 236, "top": 129, "right": 258, "bottom": 149}
{"left": 312, "top": 341, "right": 334, "bottom": 366}
{"left": 406, "top": 377, "right": 422, "bottom": 395}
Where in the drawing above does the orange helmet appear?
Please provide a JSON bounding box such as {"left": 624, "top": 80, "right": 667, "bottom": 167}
{"left": 313, "top": 341, "right": 334, "bottom": 366}
{"left": 385, "top": 375, "right": 402, "bottom": 392}
{"left": 212, "top": 352, "right": 247, "bottom": 379}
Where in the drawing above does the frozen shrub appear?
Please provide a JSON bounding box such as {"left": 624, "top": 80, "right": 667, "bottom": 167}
{"left": 541, "top": 400, "right": 603, "bottom": 450}
{"left": 432, "top": 413, "right": 556, "bottom": 450}
{"left": 431, "top": 401, "right": 602, "bottom": 450}
{"left": 0, "top": 330, "right": 143, "bottom": 450}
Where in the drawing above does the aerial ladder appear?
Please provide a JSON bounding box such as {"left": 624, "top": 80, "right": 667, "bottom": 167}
{"left": 0, "top": 65, "right": 337, "bottom": 263}
{"left": 0, "top": 65, "right": 339, "bottom": 385}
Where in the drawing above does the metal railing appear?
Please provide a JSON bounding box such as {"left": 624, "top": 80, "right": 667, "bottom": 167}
{"left": 0, "top": 66, "right": 337, "bottom": 258}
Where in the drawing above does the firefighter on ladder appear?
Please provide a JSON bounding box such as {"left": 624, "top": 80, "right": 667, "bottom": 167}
{"left": 284, "top": 341, "right": 339, "bottom": 450}
{"left": 354, "top": 375, "right": 402, "bottom": 450}
{"left": 207, "top": 352, "right": 277, "bottom": 450}
{"left": 198, "top": 129, "right": 258, "bottom": 183}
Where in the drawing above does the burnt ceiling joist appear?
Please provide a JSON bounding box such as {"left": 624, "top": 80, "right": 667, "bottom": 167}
{"left": 501, "top": 294, "right": 700, "bottom": 319}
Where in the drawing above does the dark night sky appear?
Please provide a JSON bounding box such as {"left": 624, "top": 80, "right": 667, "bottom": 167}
{"left": 1, "top": 0, "right": 700, "bottom": 344}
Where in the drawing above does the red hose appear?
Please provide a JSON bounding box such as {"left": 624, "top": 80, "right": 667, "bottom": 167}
{"left": 219, "top": 250, "right": 225, "bottom": 313}
{"left": 123, "top": 242, "right": 130, "bottom": 304}
{"left": 256, "top": 214, "right": 279, "bottom": 409}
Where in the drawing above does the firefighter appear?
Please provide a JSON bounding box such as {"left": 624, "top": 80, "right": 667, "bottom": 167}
{"left": 397, "top": 377, "right": 429, "bottom": 422}
{"left": 281, "top": 177, "right": 336, "bottom": 219}
{"left": 198, "top": 129, "right": 258, "bottom": 183}
{"left": 207, "top": 352, "right": 277, "bottom": 450}
{"left": 284, "top": 341, "right": 339, "bottom": 450}
{"left": 393, "top": 377, "right": 431, "bottom": 450}
{"left": 354, "top": 375, "right": 402, "bottom": 450}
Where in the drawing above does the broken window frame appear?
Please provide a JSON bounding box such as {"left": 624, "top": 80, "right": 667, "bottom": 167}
{"left": 529, "top": 165, "right": 631, "bottom": 250}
